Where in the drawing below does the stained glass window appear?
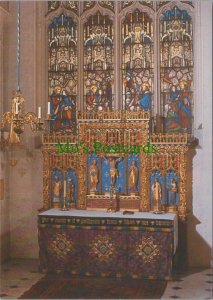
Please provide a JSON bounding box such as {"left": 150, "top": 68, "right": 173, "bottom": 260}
{"left": 122, "top": 9, "right": 154, "bottom": 112}
{"left": 48, "top": 14, "right": 77, "bottom": 134}
{"left": 46, "top": 2, "right": 194, "bottom": 134}
{"left": 160, "top": 6, "right": 193, "bottom": 133}
{"left": 84, "top": 12, "right": 114, "bottom": 112}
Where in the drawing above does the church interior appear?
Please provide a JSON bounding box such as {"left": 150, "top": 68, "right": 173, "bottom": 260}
{"left": 0, "top": 1, "right": 212, "bottom": 299}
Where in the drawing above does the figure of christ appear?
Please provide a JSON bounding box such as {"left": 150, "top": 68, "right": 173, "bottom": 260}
{"left": 103, "top": 157, "right": 122, "bottom": 187}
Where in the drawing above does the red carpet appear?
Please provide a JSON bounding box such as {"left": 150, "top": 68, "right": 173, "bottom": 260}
{"left": 19, "top": 274, "right": 167, "bottom": 299}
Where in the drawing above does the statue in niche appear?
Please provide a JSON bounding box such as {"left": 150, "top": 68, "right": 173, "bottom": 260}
{"left": 104, "top": 157, "right": 122, "bottom": 187}
{"left": 67, "top": 178, "right": 75, "bottom": 205}
{"left": 89, "top": 160, "right": 99, "bottom": 193}
{"left": 128, "top": 160, "right": 139, "bottom": 194}
{"left": 167, "top": 178, "right": 178, "bottom": 209}
{"left": 52, "top": 176, "right": 62, "bottom": 204}
{"left": 151, "top": 178, "right": 162, "bottom": 212}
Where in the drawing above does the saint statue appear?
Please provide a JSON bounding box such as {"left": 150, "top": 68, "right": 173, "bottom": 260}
{"left": 52, "top": 176, "right": 62, "bottom": 203}
{"left": 128, "top": 160, "right": 138, "bottom": 194}
{"left": 167, "top": 178, "right": 177, "bottom": 207}
{"left": 89, "top": 160, "right": 99, "bottom": 193}
{"left": 151, "top": 178, "right": 162, "bottom": 212}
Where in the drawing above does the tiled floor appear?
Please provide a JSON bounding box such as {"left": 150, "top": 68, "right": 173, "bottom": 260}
{"left": 163, "top": 269, "right": 213, "bottom": 299}
{"left": 0, "top": 259, "right": 44, "bottom": 299}
{"left": 0, "top": 258, "right": 212, "bottom": 299}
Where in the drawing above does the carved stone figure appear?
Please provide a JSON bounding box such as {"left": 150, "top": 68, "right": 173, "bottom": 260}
{"left": 167, "top": 178, "right": 177, "bottom": 206}
{"left": 128, "top": 160, "right": 138, "bottom": 194}
{"left": 52, "top": 176, "right": 62, "bottom": 203}
{"left": 67, "top": 178, "right": 74, "bottom": 204}
{"left": 151, "top": 178, "right": 162, "bottom": 212}
{"left": 89, "top": 160, "right": 99, "bottom": 193}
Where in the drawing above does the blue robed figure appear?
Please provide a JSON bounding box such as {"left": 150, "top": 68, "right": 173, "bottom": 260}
{"left": 59, "top": 90, "right": 75, "bottom": 127}
{"left": 139, "top": 82, "right": 152, "bottom": 110}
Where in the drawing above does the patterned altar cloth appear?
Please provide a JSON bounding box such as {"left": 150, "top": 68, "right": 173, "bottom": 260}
{"left": 38, "top": 209, "right": 178, "bottom": 279}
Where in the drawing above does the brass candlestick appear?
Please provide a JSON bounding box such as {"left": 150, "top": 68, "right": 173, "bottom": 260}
{"left": 107, "top": 184, "right": 118, "bottom": 213}
{"left": 61, "top": 196, "right": 69, "bottom": 211}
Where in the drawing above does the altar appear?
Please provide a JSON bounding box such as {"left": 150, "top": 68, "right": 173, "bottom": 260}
{"left": 39, "top": 110, "right": 193, "bottom": 280}
{"left": 38, "top": 209, "right": 177, "bottom": 280}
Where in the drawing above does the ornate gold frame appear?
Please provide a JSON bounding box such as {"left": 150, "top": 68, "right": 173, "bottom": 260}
{"left": 41, "top": 111, "right": 191, "bottom": 221}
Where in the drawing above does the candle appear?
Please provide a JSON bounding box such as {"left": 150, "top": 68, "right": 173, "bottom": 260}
{"left": 147, "top": 22, "right": 149, "bottom": 34}
{"left": 186, "top": 19, "right": 188, "bottom": 32}
{"left": 47, "top": 102, "right": 51, "bottom": 115}
{"left": 64, "top": 180, "right": 66, "bottom": 198}
{"left": 168, "top": 56, "right": 171, "bottom": 67}
{"left": 38, "top": 106, "right": 41, "bottom": 119}
{"left": 15, "top": 103, "right": 19, "bottom": 114}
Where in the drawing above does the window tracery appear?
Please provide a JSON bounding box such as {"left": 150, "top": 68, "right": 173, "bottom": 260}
{"left": 99, "top": 1, "right": 115, "bottom": 12}
{"left": 83, "top": 2, "right": 96, "bottom": 13}
{"left": 47, "top": 1, "right": 79, "bottom": 15}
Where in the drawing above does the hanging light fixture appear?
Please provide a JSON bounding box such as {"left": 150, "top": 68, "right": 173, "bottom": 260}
{"left": 0, "top": 1, "right": 44, "bottom": 146}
